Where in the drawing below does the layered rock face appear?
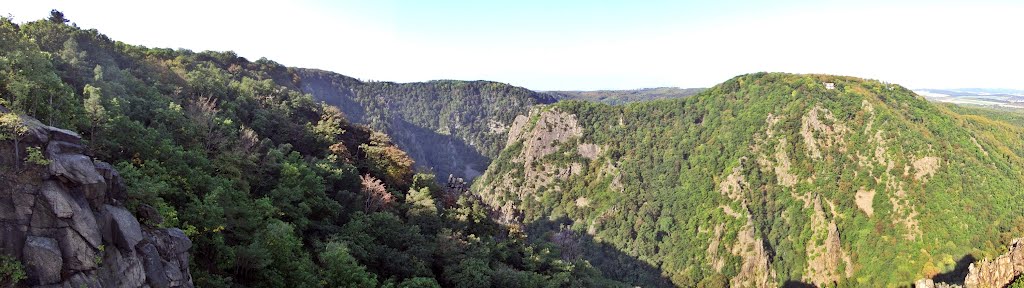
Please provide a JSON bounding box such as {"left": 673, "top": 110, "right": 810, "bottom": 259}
{"left": 0, "top": 115, "right": 193, "bottom": 287}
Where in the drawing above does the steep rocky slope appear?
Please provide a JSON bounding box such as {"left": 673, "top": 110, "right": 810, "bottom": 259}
{"left": 1, "top": 14, "right": 632, "bottom": 287}
{"left": 473, "top": 73, "right": 1024, "bottom": 286}
{"left": 296, "top": 69, "right": 557, "bottom": 180}
{"left": 964, "top": 238, "right": 1024, "bottom": 288}
{"left": 1, "top": 109, "right": 192, "bottom": 287}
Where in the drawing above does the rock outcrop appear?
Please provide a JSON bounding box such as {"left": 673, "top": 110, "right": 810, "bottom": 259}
{"left": 0, "top": 113, "right": 193, "bottom": 287}
{"left": 964, "top": 238, "right": 1024, "bottom": 288}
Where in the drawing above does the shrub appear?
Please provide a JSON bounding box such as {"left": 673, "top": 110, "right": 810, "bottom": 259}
{"left": 0, "top": 255, "right": 26, "bottom": 288}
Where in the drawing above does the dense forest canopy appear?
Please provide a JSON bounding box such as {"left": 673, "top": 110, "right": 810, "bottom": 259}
{"left": 0, "top": 12, "right": 628, "bottom": 287}
{"left": 295, "top": 68, "right": 556, "bottom": 181}
{"left": 546, "top": 87, "right": 705, "bottom": 105}
{"left": 4, "top": 9, "right": 1024, "bottom": 288}
{"left": 474, "top": 72, "right": 1024, "bottom": 287}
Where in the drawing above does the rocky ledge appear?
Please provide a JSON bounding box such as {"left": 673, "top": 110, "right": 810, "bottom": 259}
{"left": 964, "top": 238, "right": 1024, "bottom": 288}
{"left": 916, "top": 238, "right": 1023, "bottom": 288}
{"left": 0, "top": 113, "right": 193, "bottom": 287}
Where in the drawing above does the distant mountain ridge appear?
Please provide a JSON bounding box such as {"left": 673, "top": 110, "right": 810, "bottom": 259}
{"left": 546, "top": 87, "right": 705, "bottom": 105}
{"left": 292, "top": 69, "right": 706, "bottom": 180}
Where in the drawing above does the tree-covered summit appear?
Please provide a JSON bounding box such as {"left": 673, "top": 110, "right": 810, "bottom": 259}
{"left": 474, "top": 72, "right": 1024, "bottom": 287}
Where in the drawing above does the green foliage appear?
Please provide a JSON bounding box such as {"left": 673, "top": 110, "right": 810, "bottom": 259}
{"left": 0, "top": 17, "right": 79, "bottom": 127}
{"left": 547, "top": 87, "right": 705, "bottom": 105}
{"left": 0, "top": 254, "right": 25, "bottom": 288}
{"left": 0, "top": 13, "right": 634, "bottom": 287}
{"left": 360, "top": 132, "right": 415, "bottom": 189}
{"left": 248, "top": 220, "right": 318, "bottom": 288}
{"left": 298, "top": 69, "right": 556, "bottom": 179}
{"left": 696, "top": 273, "right": 728, "bottom": 288}
{"left": 476, "top": 72, "right": 1024, "bottom": 286}
{"left": 1009, "top": 276, "right": 1024, "bottom": 288}
{"left": 319, "top": 241, "right": 378, "bottom": 288}
{"left": 443, "top": 258, "right": 493, "bottom": 288}
{"left": 0, "top": 113, "right": 25, "bottom": 141}
{"left": 339, "top": 212, "right": 433, "bottom": 280}
{"left": 25, "top": 146, "right": 49, "bottom": 166}
{"left": 0, "top": 112, "right": 28, "bottom": 169}
{"left": 397, "top": 277, "right": 442, "bottom": 288}
{"left": 269, "top": 151, "right": 339, "bottom": 233}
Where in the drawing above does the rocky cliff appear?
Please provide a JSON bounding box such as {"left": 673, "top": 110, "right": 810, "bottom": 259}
{"left": 964, "top": 238, "right": 1024, "bottom": 288}
{"left": 471, "top": 73, "right": 1024, "bottom": 286}
{"left": 915, "top": 238, "right": 1023, "bottom": 288}
{"left": 0, "top": 111, "right": 193, "bottom": 287}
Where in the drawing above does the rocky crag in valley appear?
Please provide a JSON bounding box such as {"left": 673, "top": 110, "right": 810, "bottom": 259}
{"left": 963, "top": 238, "right": 1024, "bottom": 288}
{"left": 0, "top": 109, "right": 193, "bottom": 287}
{"left": 915, "top": 238, "right": 1024, "bottom": 288}
{"left": 472, "top": 73, "right": 1024, "bottom": 286}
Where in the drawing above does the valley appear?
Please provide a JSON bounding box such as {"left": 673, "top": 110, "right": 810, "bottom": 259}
{"left": 1, "top": 8, "right": 1024, "bottom": 288}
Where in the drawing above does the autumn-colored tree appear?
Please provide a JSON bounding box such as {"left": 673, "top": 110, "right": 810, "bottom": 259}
{"left": 361, "top": 174, "right": 394, "bottom": 212}
{"left": 360, "top": 132, "right": 414, "bottom": 188}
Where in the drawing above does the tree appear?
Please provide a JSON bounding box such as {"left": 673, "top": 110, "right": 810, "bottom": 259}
{"left": 186, "top": 95, "right": 225, "bottom": 151}
{"left": 398, "top": 277, "right": 441, "bottom": 288}
{"left": 249, "top": 220, "right": 318, "bottom": 288}
{"left": 1009, "top": 276, "right": 1024, "bottom": 288}
{"left": 319, "top": 241, "right": 378, "bottom": 288}
{"left": 0, "top": 17, "right": 77, "bottom": 127}
{"left": 312, "top": 104, "right": 346, "bottom": 144}
{"left": 360, "top": 132, "right": 414, "bottom": 188}
{"left": 361, "top": 174, "right": 394, "bottom": 212}
{"left": 406, "top": 186, "right": 440, "bottom": 234}
{"left": 0, "top": 113, "right": 27, "bottom": 169}
{"left": 339, "top": 212, "right": 433, "bottom": 280}
{"left": 48, "top": 9, "right": 68, "bottom": 24}
{"left": 83, "top": 84, "right": 107, "bottom": 145}
{"left": 443, "top": 258, "right": 492, "bottom": 288}
{"left": 93, "top": 64, "right": 103, "bottom": 81}
{"left": 269, "top": 152, "right": 340, "bottom": 233}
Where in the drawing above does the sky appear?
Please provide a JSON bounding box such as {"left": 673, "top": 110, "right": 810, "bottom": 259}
{"left": 2, "top": 0, "right": 1022, "bottom": 90}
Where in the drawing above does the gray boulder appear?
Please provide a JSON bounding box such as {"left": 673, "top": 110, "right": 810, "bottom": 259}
{"left": 103, "top": 204, "right": 143, "bottom": 253}
{"left": 139, "top": 243, "right": 170, "bottom": 288}
{"left": 56, "top": 228, "right": 97, "bottom": 271}
{"left": 23, "top": 236, "right": 62, "bottom": 285}
{"left": 40, "top": 181, "right": 74, "bottom": 218}
{"left": 1, "top": 112, "right": 194, "bottom": 288}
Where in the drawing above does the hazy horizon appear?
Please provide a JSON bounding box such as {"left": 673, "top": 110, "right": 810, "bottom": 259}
{"left": 4, "top": 0, "right": 1022, "bottom": 91}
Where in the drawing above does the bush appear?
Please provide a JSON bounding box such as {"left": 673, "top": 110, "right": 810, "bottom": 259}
{"left": 1009, "top": 276, "right": 1024, "bottom": 288}
{"left": 0, "top": 255, "right": 26, "bottom": 288}
{"left": 25, "top": 146, "right": 50, "bottom": 165}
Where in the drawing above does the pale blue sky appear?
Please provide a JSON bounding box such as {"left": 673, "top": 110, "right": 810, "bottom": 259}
{"left": 3, "top": 0, "right": 1022, "bottom": 90}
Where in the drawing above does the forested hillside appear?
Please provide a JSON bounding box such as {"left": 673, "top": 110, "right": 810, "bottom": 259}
{"left": 296, "top": 69, "right": 556, "bottom": 180}
{"left": 546, "top": 87, "right": 704, "bottom": 105}
{"left": 0, "top": 12, "right": 625, "bottom": 287}
{"left": 474, "top": 72, "right": 1024, "bottom": 287}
